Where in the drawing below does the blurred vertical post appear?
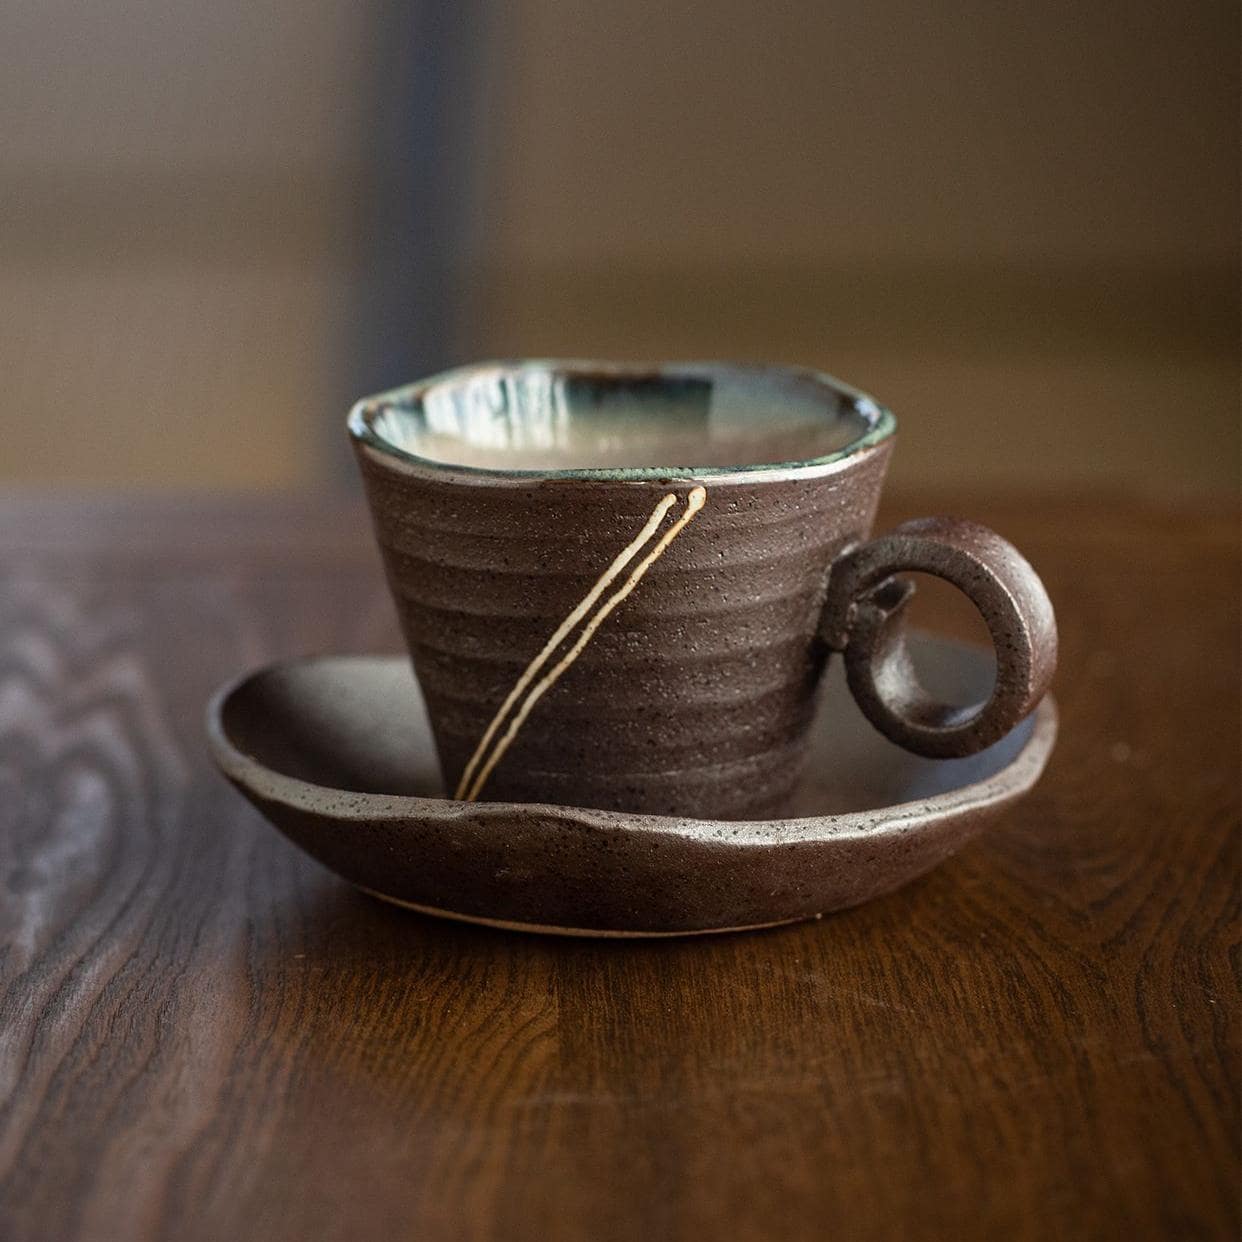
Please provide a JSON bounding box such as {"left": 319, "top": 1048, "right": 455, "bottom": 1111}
{"left": 336, "top": 0, "right": 484, "bottom": 484}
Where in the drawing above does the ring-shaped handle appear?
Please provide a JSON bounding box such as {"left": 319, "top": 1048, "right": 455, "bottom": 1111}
{"left": 820, "top": 517, "right": 1058, "bottom": 758}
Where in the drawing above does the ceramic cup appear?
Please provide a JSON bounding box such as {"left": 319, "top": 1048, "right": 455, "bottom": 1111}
{"left": 349, "top": 360, "right": 1057, "bottom": 819}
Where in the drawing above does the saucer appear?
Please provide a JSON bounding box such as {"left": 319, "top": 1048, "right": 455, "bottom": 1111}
{"left": 206, "top": 633, "right": 1057, "bottom": 937}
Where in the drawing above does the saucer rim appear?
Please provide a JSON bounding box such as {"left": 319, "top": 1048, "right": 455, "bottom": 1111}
{"left": 205, "top": 644, "right": 1058, "bottom": 847}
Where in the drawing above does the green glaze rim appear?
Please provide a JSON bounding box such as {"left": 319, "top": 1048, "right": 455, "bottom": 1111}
{"left": 347, "top": 359, "right": 897, "bottom": 482}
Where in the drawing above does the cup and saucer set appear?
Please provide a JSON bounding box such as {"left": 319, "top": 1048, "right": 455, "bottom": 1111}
{"left": 207, "top": 361, "right": 1057, "bottom": 937}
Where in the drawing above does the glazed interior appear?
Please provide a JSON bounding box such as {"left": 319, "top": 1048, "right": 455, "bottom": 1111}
{"left": 352, "top": 361, "right": 892, "bottom": 476}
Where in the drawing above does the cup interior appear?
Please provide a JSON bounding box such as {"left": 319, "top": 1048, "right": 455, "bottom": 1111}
{"left": 351, "top": 360, "right": 892, "bottom": 477}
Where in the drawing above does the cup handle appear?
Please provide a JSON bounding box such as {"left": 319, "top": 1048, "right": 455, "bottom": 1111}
{"left": 819, "top": 516, "right": 1058, "bottom": 758}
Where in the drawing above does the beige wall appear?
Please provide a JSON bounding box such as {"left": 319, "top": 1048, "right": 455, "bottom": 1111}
{"left": 464, "top": 0, "right": 1238, "bottom": 498}
{"left": 476, "top": 0, "right": 1237, "bottom": 270}
{"left": 0, "top": 0, "right": 366, "bottom": 488}
{"left": 2, "top": 1, "right": 1237, "bottom": 495}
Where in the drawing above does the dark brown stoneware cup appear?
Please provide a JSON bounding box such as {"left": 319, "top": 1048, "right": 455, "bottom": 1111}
{"left": 349, "top": 361, "right": 1057, "bottom": 819}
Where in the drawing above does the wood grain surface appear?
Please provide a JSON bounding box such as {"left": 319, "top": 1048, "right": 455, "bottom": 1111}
{"left": 0, "top": 491, "right": 1237, "bottom": 1242}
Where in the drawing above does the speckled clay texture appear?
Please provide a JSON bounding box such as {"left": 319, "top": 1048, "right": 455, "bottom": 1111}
{"left": 347, "top": 361, "right": 1058, "bottom": 820}
{"left": 205, "top": 646, "right": 1057, "bottom": 936}
{"left": 351, "top": 424, "right": 893, "bottom": 820}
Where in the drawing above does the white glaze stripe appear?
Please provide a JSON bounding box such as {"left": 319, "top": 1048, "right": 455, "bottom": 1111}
{"left": 464, "top": 486, "right": 707, "bottom": 802}
{"left": 452, "top": 491, "right": 679, "bottom": 799}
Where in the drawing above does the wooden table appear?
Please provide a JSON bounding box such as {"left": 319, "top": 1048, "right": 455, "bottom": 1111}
{"left": 0, "top": 492, "right": 1237, "bottom": 1242}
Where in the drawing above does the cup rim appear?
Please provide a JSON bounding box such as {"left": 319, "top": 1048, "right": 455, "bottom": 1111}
{"left": 347, "top": 359, "right": 897, "bottom": 483}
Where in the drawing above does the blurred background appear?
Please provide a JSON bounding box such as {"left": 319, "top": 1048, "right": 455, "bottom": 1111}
{"left": 1, "top": 0, "right": 1237, "bottom": 498}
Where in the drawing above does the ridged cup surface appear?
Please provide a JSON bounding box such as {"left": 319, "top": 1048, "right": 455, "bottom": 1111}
{"left": 353, "top": 439, "right": 893, "bottom": 818}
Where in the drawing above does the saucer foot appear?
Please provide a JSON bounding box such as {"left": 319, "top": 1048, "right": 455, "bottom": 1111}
{"left": 358, "top": 885, "right": 814, "bottom": 939}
